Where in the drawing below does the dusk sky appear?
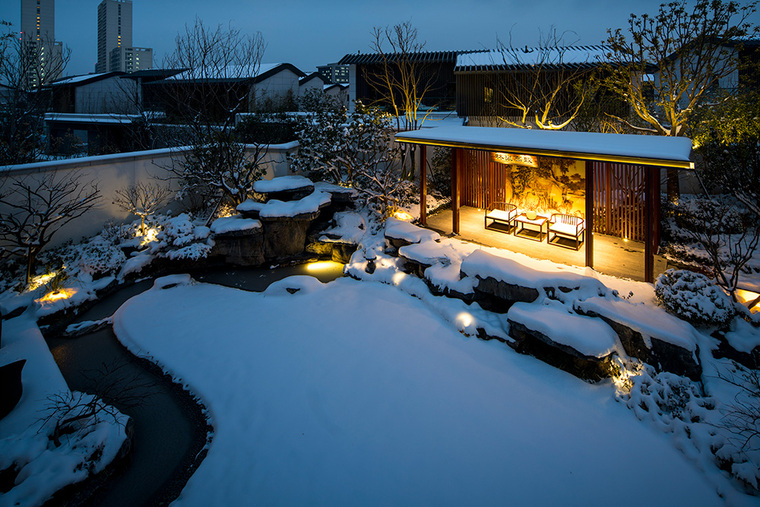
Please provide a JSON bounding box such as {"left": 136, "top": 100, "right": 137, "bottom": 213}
{"left": 1, "top": 0, "right": 758, "bottom": 77}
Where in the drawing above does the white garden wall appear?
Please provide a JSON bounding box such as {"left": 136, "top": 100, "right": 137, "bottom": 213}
{"left": 0, "top": 142, "right": 297, "bottom": 249}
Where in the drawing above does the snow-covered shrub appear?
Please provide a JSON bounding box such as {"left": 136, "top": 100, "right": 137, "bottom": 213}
{"left": 655, "top": 269, "right": 734, "bottom": 326}
{"left": 156, "top": 214, "right": 196, "bottom": 248}
{"left": 151, "top": 213, "right": 212, "bottom": 260}
{"left": 74, "top": 236, "right": 127, "bottom": 277}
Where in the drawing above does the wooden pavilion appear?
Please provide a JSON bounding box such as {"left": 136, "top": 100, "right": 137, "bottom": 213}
{"left": 395, "top": 126, "right": 694, "bottom": 282}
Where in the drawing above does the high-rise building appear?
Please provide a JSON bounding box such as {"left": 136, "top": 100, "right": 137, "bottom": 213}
{"left": 110, "top": 46, "right": 152, "bottom": 73}
{"left": 96, "top": 0, "right": 151, "bottom": 73}
{"left": 19, "top": 0, "right": 63, "bottom": 87}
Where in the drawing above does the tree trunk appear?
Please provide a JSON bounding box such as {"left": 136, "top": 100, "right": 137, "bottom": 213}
{"left": 666, "top": 168, "right": 680, "bottom": 203}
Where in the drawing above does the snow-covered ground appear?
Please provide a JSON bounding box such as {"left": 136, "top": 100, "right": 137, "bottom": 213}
{"left": 0, "top": 316, "right": 129, "bottom": 506}
{"left": 110, "top": 273, "right": 750, "bottom": 506}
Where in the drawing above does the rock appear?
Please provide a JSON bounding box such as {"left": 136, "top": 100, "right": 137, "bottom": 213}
{"left": 0, "top": 359, "right": 25, "bottom": 420}
{"left": 471, "top": 275, "right": 540, "bottom": 313}
{"left": 507, "top": 321, "right": 616, "bottom": 381}
{"left": 331, "top": 243, "right": 357, "bottom": 264}
{"left": 260, "top": 217, "right": 313, "bottom": 260}
{"left": 583, "top": 312, "right": 702, "bottom": 381}
{"left": 210, "top": 227, "right": 265, "bottom": 266}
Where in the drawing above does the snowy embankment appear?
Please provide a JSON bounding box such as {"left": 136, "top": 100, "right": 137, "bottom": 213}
{"left": 0, "top": 316, "right": 129, "bottom": 506}
{"left": 112, "top": 275, "right": 726, "bottom": 506}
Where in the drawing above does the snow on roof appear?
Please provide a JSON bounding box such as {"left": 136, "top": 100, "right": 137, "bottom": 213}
{"left": 51, "top": 72, "right": 117, "bottom": 86}
{"left": 508, "top": 301, "right": 619, "bottom": 358}
{"left": 259, "top": 191, "right": 331, "bottom": 218}
{"left": 168, "top": 63, "right": 304, "bottom": 82}
{"left": 456, "top": 45, "right": 611, "bottom": 71}
{"left": 253, "top": 175, "right": 314, "bottom": 193}
{"left": 396, "top": 126, "right": 694, "bottom": 169}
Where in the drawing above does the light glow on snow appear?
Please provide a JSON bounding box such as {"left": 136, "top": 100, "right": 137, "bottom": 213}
{"left": 139, "top": 227, "right": 159, "bottom": 246}
{"left": 393, "top": 210, "right": 415, "bottom": 221}
{"left": 736, "top": 289, "right": 760, "bottom": 312}
{"left": 27, "top": 272, "right": 57, "bottom": 292}
{"left": 455, "top": 311, "right": 474, "bottom": 327}
{"left": 38, "top": 288, "right": 76, "bottom": 303}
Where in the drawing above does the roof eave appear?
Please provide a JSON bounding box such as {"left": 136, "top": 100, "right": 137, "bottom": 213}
{"left": 394, "top": 133, "right": 694, "bottom": 170}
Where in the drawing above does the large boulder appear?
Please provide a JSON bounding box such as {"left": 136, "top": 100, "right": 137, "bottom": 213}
{"left": 575, "top": 297, "right": 702, "bottom": 380}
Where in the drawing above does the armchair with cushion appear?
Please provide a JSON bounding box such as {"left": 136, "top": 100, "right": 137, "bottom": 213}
{"left": 548, "top": 214, "right": 585, "bottom": 250}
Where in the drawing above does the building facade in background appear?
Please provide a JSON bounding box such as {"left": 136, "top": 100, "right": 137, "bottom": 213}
{"left": 19, "top": 0, "right": 63, "bottom": 87}
{"left": 96, "top": 0, "right": 152, "bottom": 73}
{"left": 317, "top": 63, "right": 349, "bottom": 85}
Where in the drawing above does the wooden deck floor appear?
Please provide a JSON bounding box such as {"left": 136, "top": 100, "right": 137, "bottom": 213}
{"left": 425, "top": 206, "right": 668, "bottom": 282}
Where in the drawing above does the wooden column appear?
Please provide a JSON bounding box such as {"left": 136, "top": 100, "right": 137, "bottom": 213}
{"left": 585, "top": 160, "right": 594, "bottom": 269}
{"left": 644, "top": 165, "right": 656, "bottom": 283}
{"left": 451, "top": 148, "right": 460, "bottom": 235}
{"left": 419, "top": 144, "right": 427, "bottom": 226}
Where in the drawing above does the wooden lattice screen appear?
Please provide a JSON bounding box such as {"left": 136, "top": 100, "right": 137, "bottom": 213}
{"left": 592, "top": 162, "right": 646, "bottom": 242}
{"left": 460, "top": 149, "right": 507, "bottom": 209}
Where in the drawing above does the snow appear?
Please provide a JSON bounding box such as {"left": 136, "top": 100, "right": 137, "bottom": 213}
{"left": 209, "top": 215, "right": 262, "bottom": 234}
{"left": 724, "top": 318, "right": 760, "bottom": 353}
{"left": 51, "top": 73, "right": 110, "bottom": 85}
{"left": 0, "top": 316, "right": 129, "bottom": 506}
{"left": 111, "top": 276, "right": 726, "bottom": 506}
{"left": 259, "top": 191, "right": 331, "bottom": 218}
{"left": 319, "top": 211, "right": 366, "bottom": 244}
{"left": 576, "top": 296, "right": 698, "bottom": 352}
{"left": 508, "top": 300, "right": 619, "bottom": 358}
{"left": 456, "top": 45, "right": 612, "bottom": 69}
{"left": 395, "top": 126, "right": 694, "bottom": 167}
{"left": 384, "top": 217, "right": 441, "bottom": 243}
{"left": 461, "top": 249, "right": 608, "bottom": 297}
{"left": 253, "top": 175, "right": 314, "bottom": 193}
{"left": 313, "top": 181, "right": 358, "bottom": 196}
{"left": 235, "top": 199, "right": 265, "bottom": 213}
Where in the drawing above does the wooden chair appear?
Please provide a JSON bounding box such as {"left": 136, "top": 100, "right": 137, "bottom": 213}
{"left": 485, "top": 202, "right": 518, "bottom": 232}
{"left": 548, "top": 214, "right": 585, "bottom": 250}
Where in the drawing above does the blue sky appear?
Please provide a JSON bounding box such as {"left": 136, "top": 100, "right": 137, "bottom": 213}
{"left": 1, "top": 0, "right": 758, "bottom": 77}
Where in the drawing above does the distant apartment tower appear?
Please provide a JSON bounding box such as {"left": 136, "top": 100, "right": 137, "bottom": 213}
{"left": 96, "top": 0, "right": 151, "bottom": 73}
{"left": 110, "top": 46, "right": 152, "bottom": 72}
{"left": 20, "top": 0, "right": 63, "bottom": 87}
{"left": 317, "top": 64, "right": 349, "bottom": 85}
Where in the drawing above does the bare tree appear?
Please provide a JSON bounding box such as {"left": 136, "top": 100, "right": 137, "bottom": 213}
{"left": 364, "top": 22, "right": 436, "bottom": 180}
{"left": 672, "top": 197, "right": 760, "bottom": 302}
{"left": 161, "top": 18, "right": 268, "bottom": 206}
{"left": 493, "top": 29, "right": 599, "bottom": 130}
{"left": 604, "top": 0, "right": 758, "bottom": 199}
{"left": 0, "top": 172, "right": 101, "bottom": 286}
{"left": 0, "top": 23, "right": 71, "bottom": 165}
{"left": 113, "top": 182, "right": 172, "bottom": 235}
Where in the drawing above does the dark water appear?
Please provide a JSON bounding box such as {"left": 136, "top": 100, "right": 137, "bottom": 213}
{"left": 45, "top": 262, "right": 345, "bottom": 506}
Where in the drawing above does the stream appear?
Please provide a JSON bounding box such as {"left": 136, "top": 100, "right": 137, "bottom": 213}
{"left": 44, "top": 262, "right": 345, "bottom": 506}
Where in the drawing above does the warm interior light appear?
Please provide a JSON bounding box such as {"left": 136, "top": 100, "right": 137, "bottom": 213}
{"left": 393, "top": 210, "right": 414, "bottom": 222}
{"left": 305, "top": 261, "right": 344, "bottom": 273}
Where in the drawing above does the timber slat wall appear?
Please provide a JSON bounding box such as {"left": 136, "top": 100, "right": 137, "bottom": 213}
{"left": 592, "top": 162, "right": 646, "bottom": 242}
{"left": 460, "top": 149, "right": 507, "bottom": 208}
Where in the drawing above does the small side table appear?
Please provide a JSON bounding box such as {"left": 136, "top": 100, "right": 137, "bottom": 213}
{"left": 514, "top": 214, "right": 548, "bottom": 242}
